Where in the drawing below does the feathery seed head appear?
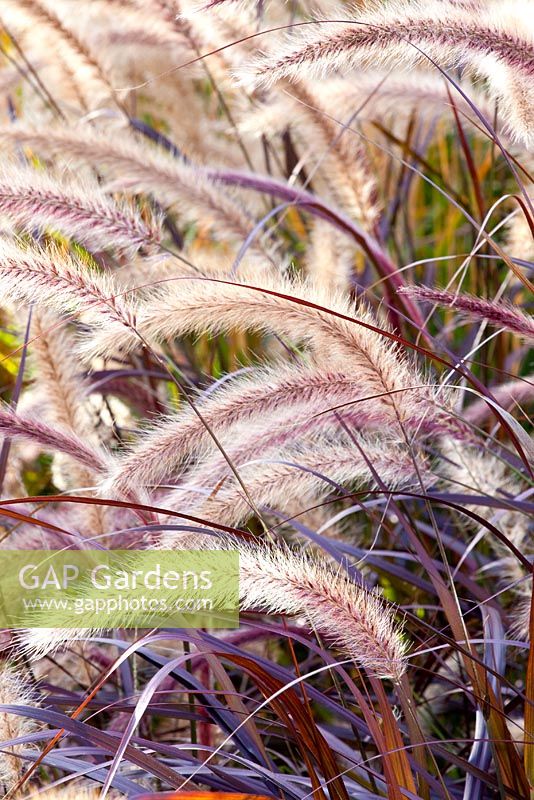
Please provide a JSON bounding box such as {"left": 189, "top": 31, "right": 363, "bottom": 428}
{"left": 0, "top": 663, "right": 37, "bottom": 791}
{"left": 195, "top": 536, "right": 408, "bottom": 681}
{"left": 0, "top": 239, "right": 138, "bottom": 332}
{"left": 236, "top": 0, "right": 534, "bottom": 146}
{"left": 0, "top": 162, "right": 162, "bottom": 255}
{"left": 400, "top": 285, "right": 534, "bottom": 339}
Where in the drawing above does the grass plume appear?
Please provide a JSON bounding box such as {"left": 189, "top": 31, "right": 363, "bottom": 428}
{"left": 400, "top": 284, "right": 534, "bottom": 339}
{"left": 238, "top": 0, "right": 534, "bottom": 145}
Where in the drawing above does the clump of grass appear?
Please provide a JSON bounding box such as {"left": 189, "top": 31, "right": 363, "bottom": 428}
{"left": 0, "top": 0, "right": 531, "bottom": 798}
